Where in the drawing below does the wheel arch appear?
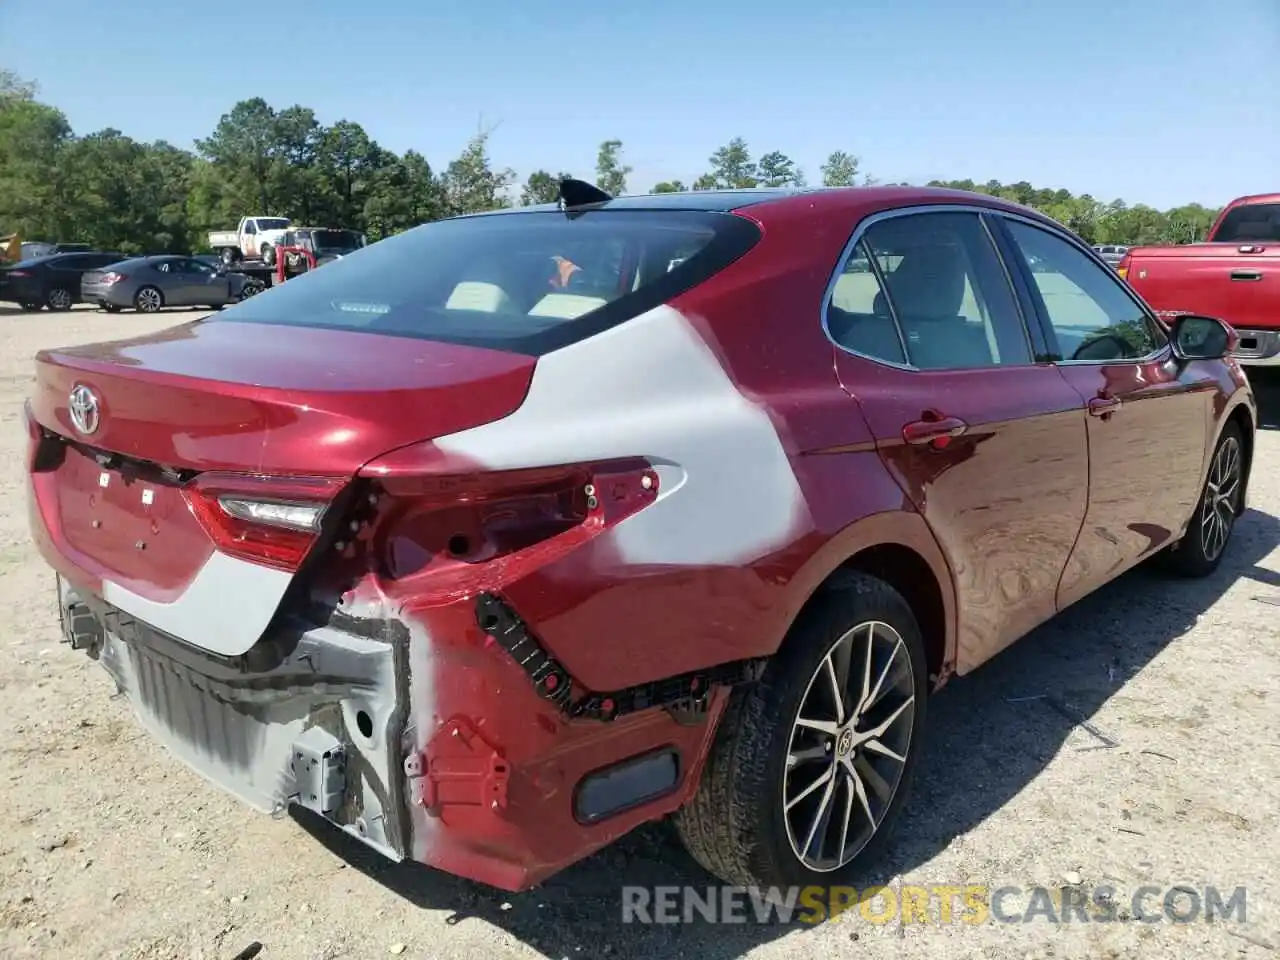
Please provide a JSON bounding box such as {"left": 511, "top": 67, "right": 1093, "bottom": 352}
{"left": 773, "top": 511, "right": 957, "bottom": 692}
{"left": 1225, "top": 400, "right": 1255, "bottom": 510}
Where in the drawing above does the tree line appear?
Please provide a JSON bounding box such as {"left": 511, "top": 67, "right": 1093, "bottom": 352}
{"left": 0, "top": 69, "right": 1222, "bottom": 258}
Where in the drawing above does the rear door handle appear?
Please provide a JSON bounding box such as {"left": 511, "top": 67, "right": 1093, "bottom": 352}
{"left": 902, "top": 415, "right": 968, "bottom": 446}
{"left": 1088, "top": 396, "right": 1122, "bottom": 417}
{"left": 1231, "top": 270, "right": 1262, "bottom": 281}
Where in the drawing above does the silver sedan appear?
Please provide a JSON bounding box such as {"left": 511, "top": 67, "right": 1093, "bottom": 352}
{"left": 81, "top": 255, "right": 265, "bottom": 313}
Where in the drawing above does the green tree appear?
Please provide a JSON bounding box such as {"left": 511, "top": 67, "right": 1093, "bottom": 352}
{"left": 820, "top": 150, "right": 863, "bottom": 187}
{"left": 195, "top": 98, "right": 280, "bottom": 214}
{"left": 706, "top": 137, "right": 758, "bottom": 189}
{"left": 0, "top": 94, "right": 76, "bottom": 241}
{"left": 0, "top": 69, "right": 38, "bottom": 103}
{"left": 651, "top": 180, "right": 688, "bottom": 193}
{"left": 272, "top": 106, "right": 324, "bottom": 223}
{"left": 595, "top": 139, "right": 630, "bottom": 196}
{"left": 756, "top": 150, "right": 801, "bottom": 188}
{"left": 443, "top": 131, "right": 515, "bottom": 215}
{"left": 320, "top": 120, "right": 387, "bottom": 226}
{"left": 521, "top": 169, "right": 573, "bottom": 205}
{"left": 364, "top": 151, "right": 445, "bottom": 240}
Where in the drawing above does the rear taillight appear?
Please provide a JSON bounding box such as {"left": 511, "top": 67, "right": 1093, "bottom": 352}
{"left": 1115, "top": 253, "right": 1131, "bottom": 280}
{"left": 100, "top": 272, "right": 127, "bottom": 285}
{"left": 183, "top": 473, "right": 346, "bottom": 571}
{"left": 8, "top": 270, "right": 29, "bottom": 278}
{"left": 354, "top": 454, "right": 659, "bottom": 589}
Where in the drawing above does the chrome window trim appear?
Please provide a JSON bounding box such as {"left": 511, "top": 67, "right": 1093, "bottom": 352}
{"left": 977, "top": 212, "right": 1037, "bottom": 363}
{"left": 859, "top": 236, "right": 911, "bottom": 365}
{"left": 992, "top": 211, "right": 1172, "bottom": 366}
{"left": 819, "top": 202, "right": 1041, "bottom": 372}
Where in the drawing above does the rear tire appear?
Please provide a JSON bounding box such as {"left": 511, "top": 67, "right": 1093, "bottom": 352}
{"left": 101, "top": 303, "right": 121, "bottom": 313}
{"left": 1160, "top": 422, "right": 1245, "bottom": 578}
{"left": 260, "top": 243, "right": 275, "bottom": 267}
{"left": 20, "top": 301, "right": 41, "bottom": 311}
{"left": 46, "top": 287, "right": 73, "bottom": 311}
{"left": 134, "top": 286, "right": 164, "bottom": 314}
{"left": 675, "top": 572, "right": 928, "bottom": 889}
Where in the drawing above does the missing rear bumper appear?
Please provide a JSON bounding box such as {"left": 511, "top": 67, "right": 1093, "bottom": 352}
{"left": 475, "top": 591, "right": 767, "bottom": 722}
{"left": 57, "top": 577, "right": 410, "bottom": 863}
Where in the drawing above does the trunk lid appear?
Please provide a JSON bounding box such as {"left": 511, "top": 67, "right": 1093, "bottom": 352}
{"left": 28, "top": 318, "right": 536, "bottom": 657}
{"left": 30, "top": 318, "right": 536, "bottom": 474}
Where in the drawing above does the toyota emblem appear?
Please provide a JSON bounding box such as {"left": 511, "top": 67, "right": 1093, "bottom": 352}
{"left": 68, "top": 384, "right": 101, "bottom": 435}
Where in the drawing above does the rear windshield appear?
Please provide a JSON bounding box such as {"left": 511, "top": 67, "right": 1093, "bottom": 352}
{"left": 211, "top": 209, "right": 760, "bottom": 354}
{"left": 1213, "top": 202, "right": 1280, "bottom": 243}
{"left": 311, "top": 230, "right": 362, "bottom": 250}
{"left": 257, "top": 218, "right": 290, "bottom": 231}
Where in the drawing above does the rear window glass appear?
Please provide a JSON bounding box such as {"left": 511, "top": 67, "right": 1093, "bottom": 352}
{"left": 210, "top": 210, "right": 760, "bottom": 355}
{"left": 1213, "top": 202, "right": 1280, "bottom": 243}
{"left": 311, "top": 230, "right": 362, "bottom": 249}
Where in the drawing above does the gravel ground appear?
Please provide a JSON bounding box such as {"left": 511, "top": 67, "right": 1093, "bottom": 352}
{"left": 2, "top": 305, "right": 1278, "bottom": 960}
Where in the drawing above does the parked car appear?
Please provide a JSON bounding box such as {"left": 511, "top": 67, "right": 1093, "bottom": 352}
{"left": 1092, "top": 243, "right": 1129, "bottom": 267}
{"left": 26, "top": 185, "right": 1255, "bottom": 895}
{"left": 16, "top": 241, "right": 92, "bottom": 261}
{"left": 81, "top": 254, "right": 266, "bottom": 313}
{"left": 208, "top": 216, "right": 292, "bottom": 267}
{"left": 1, "top": 251, "right": 126, "bottom": 310}
{"left": 1119, "top": 192, "right": 1280, "bottom": 366}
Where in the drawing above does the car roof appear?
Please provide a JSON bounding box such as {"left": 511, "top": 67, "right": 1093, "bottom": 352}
{"left": 461, "top": 185, "right": 1059, "bottom": 230}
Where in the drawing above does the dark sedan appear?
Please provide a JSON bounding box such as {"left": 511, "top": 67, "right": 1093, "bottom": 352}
{"left": 1, "top": 252, "right": 126, "bottom": 310}
{"left": 81, "top": 255, "right": 265, "bottom": 313}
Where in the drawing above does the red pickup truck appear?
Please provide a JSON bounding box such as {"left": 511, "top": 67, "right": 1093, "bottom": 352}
{"left": 1119, "top": 193, "right": 1280, "bottom": 366}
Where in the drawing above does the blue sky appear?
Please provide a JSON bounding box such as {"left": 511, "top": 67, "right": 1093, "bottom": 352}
{"left": 2, "top": 0, "right": 1276, "bottom": 208}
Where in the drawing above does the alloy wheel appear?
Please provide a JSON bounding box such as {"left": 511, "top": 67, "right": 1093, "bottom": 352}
{"left": 782, "top": 620, "right": 916, "bottom": 872}
{"left": 136, "top": 288, "right": 162, "bottom": 313}
{"left": 1201, "top": 434, "right": 1241, "bottom": 562}
{"left": 48, "top": 288, "right": 72, "bottom": 310}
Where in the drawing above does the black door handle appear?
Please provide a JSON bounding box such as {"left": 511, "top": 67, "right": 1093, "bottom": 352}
{"left": 1231, "top": 270, "right": 1262, "bottom": 281}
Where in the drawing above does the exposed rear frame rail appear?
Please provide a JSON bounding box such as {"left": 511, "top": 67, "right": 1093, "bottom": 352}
{"left": 475, "top": 592, "right": 766, "bottom": 722}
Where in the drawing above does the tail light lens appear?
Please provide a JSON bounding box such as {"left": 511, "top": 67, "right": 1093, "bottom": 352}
{"left": 355, "top": 454, "right": 660, "bottom": 588}
{"left": 183, "top": 473, "right": 346, "bottom": 571}
{"left": 1115, "top": 253, "right": 1131, "bottom": 280}
{"left": 8, "top": 269, "right": 29, "bottom": 278}
{"left": 100, "top": 272, "right": 127, "bottom": 285}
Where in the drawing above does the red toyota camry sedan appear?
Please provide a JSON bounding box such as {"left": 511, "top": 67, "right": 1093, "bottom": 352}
{"left": 25, "top": 184, "right": 1255, "bottom": 893}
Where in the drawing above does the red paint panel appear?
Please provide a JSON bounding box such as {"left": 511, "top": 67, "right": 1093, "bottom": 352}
{"left": 31, "top": 320, "right": 536, "bottom": 474}
{"left": 51, "top": 445, "right": 213, "bottom": 599}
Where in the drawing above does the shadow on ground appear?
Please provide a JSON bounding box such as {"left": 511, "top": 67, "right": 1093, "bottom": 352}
{"left": 295, "top": 494, "right": 1280, "bottom": 958}
{"left": 1250, "top": 369, "right": 1280, "bottom": 430}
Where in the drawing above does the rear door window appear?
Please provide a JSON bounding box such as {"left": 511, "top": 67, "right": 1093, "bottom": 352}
{"left": 214, "top": 210, "right": 760, "bottom": 355}
{"left": 826, "top": 211, "right": 1033, "bottom": 369}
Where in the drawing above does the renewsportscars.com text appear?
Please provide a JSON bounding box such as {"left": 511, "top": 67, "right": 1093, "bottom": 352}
{"left": 620, "top": 884, "right": 1248, "bottom": 925}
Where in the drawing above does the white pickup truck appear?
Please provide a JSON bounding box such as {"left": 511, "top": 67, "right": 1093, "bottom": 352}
{"left": 208, "top": 216, "right": 292, "bottom": 266}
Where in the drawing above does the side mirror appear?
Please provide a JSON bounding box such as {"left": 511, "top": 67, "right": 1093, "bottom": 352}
{"left": 1169, "top": 314, "right": 1236, "bottom": 361}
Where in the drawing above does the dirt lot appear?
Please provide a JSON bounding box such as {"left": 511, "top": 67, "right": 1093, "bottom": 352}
{"left": 2, "top": 305, "right": 1278, "bottom": 960}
